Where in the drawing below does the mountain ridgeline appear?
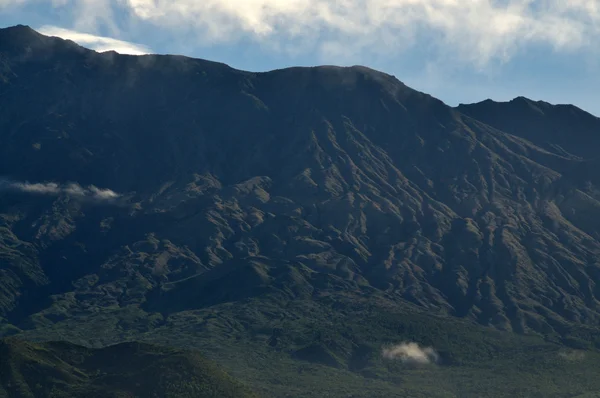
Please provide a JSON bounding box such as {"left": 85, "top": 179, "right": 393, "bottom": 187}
{"left": 2, "top": 25, "right": 600, "bottom": 397}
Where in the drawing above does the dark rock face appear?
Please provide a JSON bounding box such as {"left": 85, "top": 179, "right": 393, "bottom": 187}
{"left": 1, "top": 24, "right": 600, "bottom": 343}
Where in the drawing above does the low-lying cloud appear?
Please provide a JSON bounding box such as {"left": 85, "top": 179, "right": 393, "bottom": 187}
{"left": 0, "top": 178, "right": 121, "bottom": 203}
{"left": 382, "top": 342, "right": 439, "bottom": 365}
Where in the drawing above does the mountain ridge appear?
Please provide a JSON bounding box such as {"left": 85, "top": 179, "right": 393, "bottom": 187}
{"left": 6, "top": 24, "right": 594, "bottom": 119}
{"left": 2, "top": 24, "right": 600, "bottom": 397}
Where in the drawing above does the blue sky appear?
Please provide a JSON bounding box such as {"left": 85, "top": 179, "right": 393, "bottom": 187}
{"left": 1, "top": 0, "right": 599, "bottom": 116}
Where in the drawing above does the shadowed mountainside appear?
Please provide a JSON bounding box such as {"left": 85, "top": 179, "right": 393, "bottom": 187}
{"left": 2, "top": 24, "right": 600, "bottom": 397}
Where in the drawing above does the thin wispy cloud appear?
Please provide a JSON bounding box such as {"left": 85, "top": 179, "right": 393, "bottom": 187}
{"left": 7, "top": 0, "right": 597, "bottom": 68}
{"left": 0, "top": 178, "right": 121, "bottom": 203}
{"left": 37, "top": 25, "right": 151, "bottom": 55}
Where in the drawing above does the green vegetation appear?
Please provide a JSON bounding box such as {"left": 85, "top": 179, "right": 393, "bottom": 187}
{"left": 0, "top": 338, "right": 257, "bottom": 398}
{"left": 7, "top": 294, "right": 599, "bottom": 397}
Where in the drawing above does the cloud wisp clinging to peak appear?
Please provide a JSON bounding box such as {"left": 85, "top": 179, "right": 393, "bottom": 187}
{"left": 0, "top": 178, "right": 121, "bottom": 203}
{"left": 382, "top": 342, "right": 439, "bottom": 365}
{"left": 37, "top": 26, "right": 151, "bottom": 55}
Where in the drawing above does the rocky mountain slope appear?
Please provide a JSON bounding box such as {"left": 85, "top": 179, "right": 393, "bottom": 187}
{"left": 1, "top": 24, "right": 600, "bottom": 397}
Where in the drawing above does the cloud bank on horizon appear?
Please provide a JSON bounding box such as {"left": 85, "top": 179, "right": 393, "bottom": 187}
{"left": 1, "top": 0, "right": 599, "bottom": 68}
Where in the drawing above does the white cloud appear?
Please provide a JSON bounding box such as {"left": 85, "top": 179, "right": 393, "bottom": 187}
{"left": 382, "top": 342, "right": 439, "bottom": 365}
{"left": 3, "top": 0, "right": 600, "bottom": 67}
{"left": 100, "top": 0, "right": 600, "bottom": 67}
{"left": 11, "top": 181, "right": 60, "bottom": 195}
{"left": 88, "top": 185, "right": 120, "bottom": 200}
{"left": 37, "top": 25, "right": 151, "bottom": 55}
{"left": 0, "top": 178, "right": 121, "bottom": 202}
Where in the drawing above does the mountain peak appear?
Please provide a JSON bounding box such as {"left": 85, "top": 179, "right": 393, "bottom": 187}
{"left": 510, "top": 95, "right": 534, "bottom": 103}
{"left": 459, "top": 96, "right": 537, "bottom": 108}
{"left": 0, "top": 24, "right": 36, "bottom": 33}
{"left": 457, "top": 94, "right": 600, "bottom": 159}
{"left": 0, "top": 24, "right": 44, "bottom": 43}
{"left": 0, "top": 24, "right": 53, "bottom": 54}
{"left": 0, "top": 24, "right": 89, "bottom": 59}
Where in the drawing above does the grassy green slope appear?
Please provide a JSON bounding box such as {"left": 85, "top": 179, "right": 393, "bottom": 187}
{"left": 14, "top": 294, "right": 600, "bottom": 398}
{"left": 0, "top": 338, "right": 257, "bottom": 398}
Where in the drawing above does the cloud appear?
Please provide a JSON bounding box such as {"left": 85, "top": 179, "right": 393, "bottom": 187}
{"left": 11, "top": 181, "right": 60, "bottom": 195}
{"left": 88, "top": 185, "right": 120, "bottom": 200}
{"left": 382, "top": 342, "right": 439, "bottom": 365}
{"left": 3, "top": 0, "right": 600, "bottom": 68}
{"left": 37, "top": 25, "right": 151, "bottom": 55}
{"left": 28, "top": 0, "right": 598, "bottom": 68}
{"left": 0, "top": 178, "right": 121, "bottom": 203}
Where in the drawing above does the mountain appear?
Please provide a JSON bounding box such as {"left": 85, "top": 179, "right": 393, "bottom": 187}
{"left": 1, "top": 25, "right": 600, "bottom": 397}
{"left": 0, "top": 338, "right": 257, "bottom": 397}
{"left": 457, "top": 97, "right": 600, "bottom": 160}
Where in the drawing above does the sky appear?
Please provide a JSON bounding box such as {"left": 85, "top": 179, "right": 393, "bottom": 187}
{"left": 0, "top": 0, "right": 599, "bottom": 116}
